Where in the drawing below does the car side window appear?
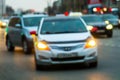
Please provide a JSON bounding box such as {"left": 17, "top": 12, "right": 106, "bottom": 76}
{"left": 8, "top": 18, "right": 21, "bottom": 28}
{"left": 8, "top": 18, "right": 16, "bottom": 27}
{"left": 15, "top": 18, "right": 21, "bottom": 28}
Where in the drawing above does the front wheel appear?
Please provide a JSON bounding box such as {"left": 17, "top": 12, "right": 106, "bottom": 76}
{"left": 106, "top": 30, "right": 113, "bottom": 38}
{"left": 107, "top": 33, "right": 112, "bottom": 38}
{"left": 23, "top": 39, "right": 31, "bottom": 54}
{"left": 89, "top": 61, "right": 98, "bottom": 68}
{"left": 6, "top": 38, "right": 14, "bottom": 51}
{"left": 35, "top": 60, "right": 47, "bottom": 71}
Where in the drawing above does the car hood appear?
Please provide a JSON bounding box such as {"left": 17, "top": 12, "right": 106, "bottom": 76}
{"left": 38, "top": 32, "right": 91, "bottom": 42}
{"left": 107, "top": 19, "right": 119, "bottom": 22}
{"left": 87, "top": 22, "right": 106, "bottom": 27}
{"left": 24, "top": 26, "right": 37, "bottom": 32}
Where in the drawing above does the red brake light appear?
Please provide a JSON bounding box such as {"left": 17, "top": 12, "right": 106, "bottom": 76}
{"left": 96, "top": 7, "right": 101, "bottom": 11}
{"left": 64, "top": 11, "right": 69, "bottom": 16}
{"left": 30, "top": 31, "right": 36, "bottom": 35}
{"left": 109, "top": 8, "right": 112, "bottom": 12}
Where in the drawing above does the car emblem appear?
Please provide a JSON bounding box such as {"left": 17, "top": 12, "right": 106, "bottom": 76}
{"left": 64, "top": 47, "right": 71, "bottom": 51}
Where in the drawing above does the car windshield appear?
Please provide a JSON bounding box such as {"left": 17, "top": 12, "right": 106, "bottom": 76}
{"left": 40, "top": 18, "right": 87, "bottom": 34}
{"left": 23, "top": 17, "right": 42, "bottom": 27}
{"left": 102, "top": 15, "right": 118, "bottom": 19}
{"left": 82, "top": 16, "right": 103, "bottom": 24}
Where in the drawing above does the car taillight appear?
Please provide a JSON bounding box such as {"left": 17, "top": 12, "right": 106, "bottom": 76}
{"left": 84, "top": 37, "right": 97, "bottom": 48}
{"left": 30, "top": 31, "right": 36, "bottom": 35}
{"left": 64, "top": 11, "right": 69, "bottom": 16}
{"left": 36, "top": 41, "right": 50, "bottom": 51}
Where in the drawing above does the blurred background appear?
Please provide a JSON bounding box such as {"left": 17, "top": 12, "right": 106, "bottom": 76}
{"left": 0, "top": 0, "right": 120, "bottom": 17}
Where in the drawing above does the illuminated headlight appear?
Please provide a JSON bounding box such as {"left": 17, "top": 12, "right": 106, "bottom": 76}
{"left": 106, "top": 24, "right": 113, "bottom": 30}
{"left": 119, "top": 20, "right": 120, "bottom": 24}
{"left": 103, "top": 8, "right": 107, "bottom": 12}
{"left": 105, "top": 20, "right": 109, "bottom": 24}
{"left": 87, "top": 26, "right": 93, "bottom": 30}
{"left": 36, "top": 41, "right": 50, "bottom": 51}
{"left": 2, "top": 22, "right": 7, "bottom": 26}
{"left": 93, "top": 8, "right": 97, "bottom": 12}
{"left": 85, "top": 37, "right": 97, "bottom": 48}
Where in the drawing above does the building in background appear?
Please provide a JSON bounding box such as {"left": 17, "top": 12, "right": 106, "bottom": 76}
{"left": 0, "top": 0, "right": 6, "bottom": 18}
{"left": 53, "top": 0, "right": 86, "bottom": 13}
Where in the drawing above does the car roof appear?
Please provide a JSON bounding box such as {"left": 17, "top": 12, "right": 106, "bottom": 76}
{"left": 10, "top": 13, "right": 47, "bottom": 19}
{"left": 43, "top": 16, "right": 81, "bottom": 20}
{"left": 100, "top": 14, "right": 114, "bottom": 16}
{"left": 82, "top": 14, "right": 99, "bottom": 17}
{"left": 22, "top": 14, "right": 47, "bottom": 18}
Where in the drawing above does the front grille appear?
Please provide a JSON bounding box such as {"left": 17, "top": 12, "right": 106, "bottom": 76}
{"left": 51, "top": 56, "right": 85, "bottom": 61}
{"left": 96, "top": 26, "right": 106, "bottom": 29}
{"left": 50, "top": 44, "right": 84, "bottom": 51}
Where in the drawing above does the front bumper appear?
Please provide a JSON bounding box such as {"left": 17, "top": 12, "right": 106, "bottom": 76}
{"left": 36, "top": 56, "right": 97, "bottom": 66}
{"left": 91, "top": 29, "right": 112, "bottom": 35}
{"left": 35, "top": 49, "right": 97, "bottom": 66}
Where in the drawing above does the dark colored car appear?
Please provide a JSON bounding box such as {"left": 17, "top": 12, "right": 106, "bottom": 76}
{"left": 6, "top": 14, "right": 47, "bottom": 54}
{"left": 100, "top": 14, "right": 120, "bottom": 28}
{"left": 82, "top": 14, "right": 113, "bottom": 38}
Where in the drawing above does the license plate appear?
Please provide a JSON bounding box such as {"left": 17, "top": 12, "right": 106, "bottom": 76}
{"left": 96, "top": 30, "right": 105, "bottom": 32}
{"left": 57, "top": 53, "right": 78, "bottom": 58}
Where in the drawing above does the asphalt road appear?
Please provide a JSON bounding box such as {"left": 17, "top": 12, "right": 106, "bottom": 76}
{"left": 0, "top": 28, "right": 120, "bottom": 80}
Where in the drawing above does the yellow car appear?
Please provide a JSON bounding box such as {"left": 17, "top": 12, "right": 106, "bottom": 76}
{"left": 0, "top": 19, "right": 8, "bottom": 28}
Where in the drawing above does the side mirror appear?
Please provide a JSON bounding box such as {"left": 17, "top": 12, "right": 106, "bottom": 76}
{"left": 15, "top": 24, "right": 21, "bottom": 28}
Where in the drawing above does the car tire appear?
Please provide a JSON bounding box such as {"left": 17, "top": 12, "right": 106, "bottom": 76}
{"left": 23, "top": 39, "right": 31, "bottom": 54}
{"left": 35, "top": 63, "right": 41, "bottom": 70}
{"left": 89, "top": 61, "right": 98, "bottom": 68}
{"left": 35, "top": 60, "right": 47, "bottom": 71}
{"left": 6, "top": 38, "right": 14, "bottom": 51}
{"left": 107, "top": 33, "right": 112, "bottom": 38}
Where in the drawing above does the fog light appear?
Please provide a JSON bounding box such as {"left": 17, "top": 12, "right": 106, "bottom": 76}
{"left": 88, "top": 52, "right": 96, "bottom": 57}
{"left": 39, "top": 55, "right": 49, "bottom": 60}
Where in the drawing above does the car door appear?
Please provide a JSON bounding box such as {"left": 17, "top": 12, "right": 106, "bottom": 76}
{"left": 13, "top": 18, "right": 23, "bottom": 46}
{"left": 8, "top": 18, "right": 17, "bottom": 46}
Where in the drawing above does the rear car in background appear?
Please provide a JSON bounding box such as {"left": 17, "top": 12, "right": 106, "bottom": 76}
{"left": 5, "top": 14, "right": 47, "bottom": 54}
{"left": 34, "top": 16, "right": 98, "bottom": 70}
{"left": 82, "top": 14, "right": 113, "bottom": 38}
{"left": 100, "top": 14, "right": 120, "bottom": 29}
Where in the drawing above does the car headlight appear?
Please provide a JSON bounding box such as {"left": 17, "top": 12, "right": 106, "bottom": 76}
{"left": 85, "top": 37, "right": 97, "bottom": 48}
{"left": 106, "top": 24, "right": 113, "bottom": 30}
{"left": 87, "top": 26, "right": 93, "bottom": 30}
{"left": 2, "top": 22, "right": 7, "bottom": 26}
{"left": 105, "top": 20, "right": 109, "bottom": 24}
{"left": 36, "top": 41, "right": 50, "bottom": 51}
{"left": 119, "top": 20, "right": 120, "bottom": 24}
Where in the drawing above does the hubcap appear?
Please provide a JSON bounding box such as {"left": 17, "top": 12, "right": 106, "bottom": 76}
{"left": 23, "top": 41, "right": 27, "bottom": 52}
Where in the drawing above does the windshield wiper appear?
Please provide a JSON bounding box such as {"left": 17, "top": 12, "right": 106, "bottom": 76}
{"left": 42, "top": 31, "right": 86, "bottom": 34}
{"left": 54, "top": 31, "right": 78, "bottom": 34}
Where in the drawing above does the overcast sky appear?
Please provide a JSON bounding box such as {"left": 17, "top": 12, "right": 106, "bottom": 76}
{"left": 6, "top": 0, "right": 56, "bottom": 12}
